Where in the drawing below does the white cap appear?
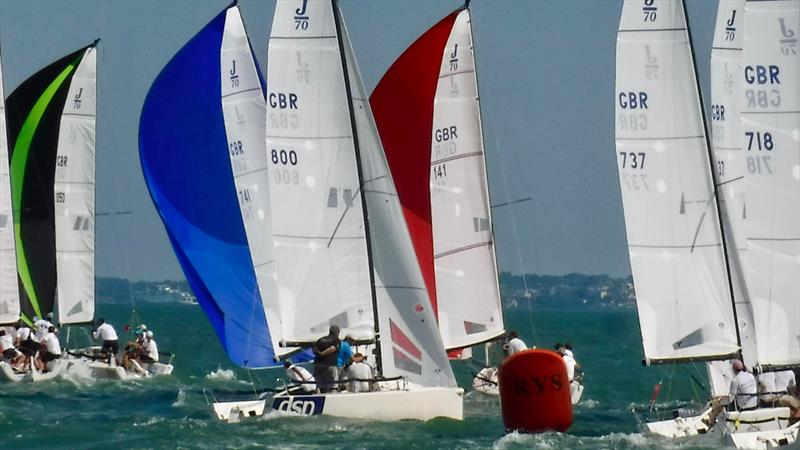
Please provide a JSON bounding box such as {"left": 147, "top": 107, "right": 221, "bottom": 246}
{"left": 146, "top": 331, "right": 154, "bottom": 338}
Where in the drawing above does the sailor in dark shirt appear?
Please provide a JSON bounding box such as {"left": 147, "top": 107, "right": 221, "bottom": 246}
{"left": 314, "top": 326, "right": 341, "bottom": 393}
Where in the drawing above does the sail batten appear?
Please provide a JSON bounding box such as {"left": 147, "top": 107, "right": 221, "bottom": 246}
{"left": 615, "top": 0, "right": 739, "bottom": 362}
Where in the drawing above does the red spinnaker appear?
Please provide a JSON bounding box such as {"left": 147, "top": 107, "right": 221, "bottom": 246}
{"left": 369, "top": 9, "right": 461, "bottom": 317}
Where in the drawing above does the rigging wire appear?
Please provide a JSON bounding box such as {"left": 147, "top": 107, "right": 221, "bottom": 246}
{"left": 471, "top": 17, "right": 538, "bottom": 345}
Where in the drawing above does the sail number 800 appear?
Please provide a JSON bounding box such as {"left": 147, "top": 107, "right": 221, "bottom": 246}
{"left": 271, "top": 149, "right": 298, "bottom": 166}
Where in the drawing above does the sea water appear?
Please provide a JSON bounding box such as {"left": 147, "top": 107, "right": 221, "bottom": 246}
{"left": 0, "top": 300, "right": 725, "bottom": 449}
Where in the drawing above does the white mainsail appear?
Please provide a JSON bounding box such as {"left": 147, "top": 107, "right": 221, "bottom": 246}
{"left": 615, "top": 0, "right": 739, "bottom": 362}
{"left": 430, "top": 9, "right": 504, "bottom": 351}
{"left": 267, "top": 0, "right": 373, "bottom": 344}
{"left": 0, "top": 53, "right": 21, "bottom": 324}
{"left": 741, "top": 0, "right": 800, "bottom": 369}
{"left": 54, "top": 46, "right": 96, "bottom": 325}
{"left": 710, "top": 0, "right": 760, "bottom": 371}
{"left": 220, "top": 7, "right": 287, "bottom": 356}
{"left": 267, "top": 0, "right": 455, "bottom": 387}
{"left": 338, "top": 5, "right": 455, "bottom": 387}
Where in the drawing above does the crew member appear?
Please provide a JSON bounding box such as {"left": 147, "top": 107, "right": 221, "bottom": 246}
{"left": 92, "top": 318, "right": 120, "bottom": 357}
{"left": 503, "top": 331, "right": 527, "bottom": 356}
{"left": 284, "top": 361, "right": 316, "bottom": 394}
{"left": 313, "top": 325, "right": 340, "bottom": 393}
{"left": 36, "top": 326, "right": 61, "bottom": 372}
{"left": 345, "top": 353, "right": 375, "bottom": 393}
{"left": 708, "top": 359, "right": 757, "bottom": 425}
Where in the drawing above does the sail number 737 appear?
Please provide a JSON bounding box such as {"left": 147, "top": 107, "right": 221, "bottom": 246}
{"left": 618, "top": 152, "right": 646, "bottom": 169}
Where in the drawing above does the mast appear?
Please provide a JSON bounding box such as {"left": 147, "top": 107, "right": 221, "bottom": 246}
{"left": 681, "top": 0, "right": 743, "bottom": 350}
{"left": 331, "top": 0, "right": 383, "bottom": 375}
{"left": 464, "top": 2, "right": 507, "bottom": 342}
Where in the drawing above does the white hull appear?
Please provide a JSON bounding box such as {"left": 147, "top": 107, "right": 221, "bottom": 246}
{"left": 214, "top": 386, "right": 464, "bottom": 422}
{"left": 0, "top": 359, "right": 65, "bottom": 383}
{"left": 472, "top": 367, "right": 584, "bottom": 404}
{"left": 641, "top": 407, "right": 713, "bottom": 438}
{"left": 64, "top": 347, "right": 174, "bottom": 381}
{"left": 720, "top": 408, "right": 797, "bottom": 449}
{"left": 726, "top": 422, "right": 798, "bottom": 450}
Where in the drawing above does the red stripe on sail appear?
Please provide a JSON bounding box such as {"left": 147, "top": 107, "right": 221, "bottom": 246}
{"left": 390, "top": 319, "right": 422, "bottom": 360}
{"left": 370, "top": 9, "right": 461, "bottom": 319}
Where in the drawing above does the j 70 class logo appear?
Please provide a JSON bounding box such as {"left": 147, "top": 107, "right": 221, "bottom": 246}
{"left": 778, "top": 18, "right": 797, "bottom": 55}
{"left": 73, "top": 87, "right": 83, "bottom": 110}
{"left": 723, "top": 9, "right": 737, "bottom": 42}
{"left": 449, "top": 44, "right": 459, "bottom": 71}
{"left": 294, "top": 0, "right": 309, "bottom": 30}
{"left": 642, "top": 0, "right": 657, "bottom": 22}
{"left": 272, "top": 396, "right": 325, "bottom": 415}
{"left": 229, "top": 60, "right": 239, "bottom": 88}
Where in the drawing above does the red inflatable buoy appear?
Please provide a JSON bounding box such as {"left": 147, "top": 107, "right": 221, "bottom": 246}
{"left": 499, "top": 349, "right": 573, "bottom": 433}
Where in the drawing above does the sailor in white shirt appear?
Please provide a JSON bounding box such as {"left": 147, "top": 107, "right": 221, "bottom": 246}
{"left": 142, "top": 331, "right": 159, "bottom": 363}
{"left": 284, "top": 361, "right": 316, "bottom": 393}
{"left": 504, "top": 331, "right": 527, "bottom": 357}
{"left": 35, "top": 326, "right": 62, "bottom": 372}
{"left": 559, "top": 348, "right": 577, "bottom": 381}
{"left": 774, "top": 369, "right": 800, "bottom": 411}
{"left": 708, "top": 359, "right": 757, "bottom": 425}
{"left": 0, "top": 329, "right": 18, "bottom": 360}
{"left": 33, "top": 315, "right": 53, "bottom": 342}
{"left": 345, "top": 353, "right": 375, "bottom": 393}
{"left": 758, "top": 372, "right": 778, "bottom": 405}
{"left": 92, "top": 318, "right": 120, "bottom": 355}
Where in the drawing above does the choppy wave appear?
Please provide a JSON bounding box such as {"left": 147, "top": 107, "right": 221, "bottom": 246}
{"left": 206, "top": 368, "right": 237, "bottom": 381}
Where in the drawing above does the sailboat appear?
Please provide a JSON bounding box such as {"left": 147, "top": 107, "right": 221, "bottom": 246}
{"left": 0, "top": 44, "right": 99, "bottom": 382}
{"left": 370, "top": 3, "right": 583, "bottom": 404}
{"left": 80, "top": 43, "right": 177, "bottom": 380}
{"left": 616, "top": 1, "right": 799, "bottom": 446}
{"left": 615, "top": 0, "right": 743, "bottom": 437}
{"left": 140, "top": 1, "right": 288, "bottom": 389}
{"left": 720, "top": 0, "right": 800, "bottom": 448}
{"left": 250, "top": 0, "right": 463, "bottom": 421}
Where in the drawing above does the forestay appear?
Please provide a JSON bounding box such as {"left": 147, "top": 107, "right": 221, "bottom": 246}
{"left": 710, "top": 0, "right": 758, "bottom": 368}
{"left": 55, "top": 46, "right": 96, "bottom": 325}
{"left": 430, "top": 8, "right": 504, "bottom": 350}
{"left": 337, "top": 3, "right": 456, "bottom": 387}
{"left": 0, "top": 54, "right": 20, "bottom": 324}
{"left": 267, "top": 0, "right": 373, "bottom": 344}
{"left": 139, "top": 5, "right": 279, "bottom": 368}
{"left": 741, "top": 0, "right": 800, "bottom": 369}
{"left": 615, "top": 0, "right": 739, "bottom": 362}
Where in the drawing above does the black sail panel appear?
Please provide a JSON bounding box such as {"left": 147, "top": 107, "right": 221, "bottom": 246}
{"left": 6, "top": 47, "right": 88, "bottom": 323}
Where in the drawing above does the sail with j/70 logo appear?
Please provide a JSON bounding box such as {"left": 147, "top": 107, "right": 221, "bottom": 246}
{"left": 371, "top": 6, "right": 505, "bottom": 353}
{"left": 139, "top": 4, "right": 286, "bottom": 368}
{"left": 54, "top": 45, "right": 97, "bottom": 325}
{"left": 6, "top": 45, "right": 96, "bottom": 325}
{"left": 740, "top": 0, "right": 800, "bottom": 370}
{"left": 706, "top": 0, "right": 749, "bottom": 397}
{"left": 0, "top": 52, "right": 20, "bottom": 325}
{"left": 615, "top": 0, "right": 740, "bottom": 364}
{"left": 267, "top": 0, "right": 456, "bottom": 388}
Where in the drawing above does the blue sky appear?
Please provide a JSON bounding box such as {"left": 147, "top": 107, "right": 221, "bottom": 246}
{"left": 0, "top": 0, "right": 718, "bottom": 281}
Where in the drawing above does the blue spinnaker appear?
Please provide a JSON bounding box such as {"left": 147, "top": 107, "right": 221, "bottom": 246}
{"left": 138, "top": 7, "right": 278, "bottom": 368}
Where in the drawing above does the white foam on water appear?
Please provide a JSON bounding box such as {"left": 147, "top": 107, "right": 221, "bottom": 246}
{"left": 206, "top": 368, "right": 237, "bottom": 381}
{"left": 580, "top": 398, "right": 600, "bottom": 409}
{"left": 172, "top": 389, "right": 188, "bottom": 407}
